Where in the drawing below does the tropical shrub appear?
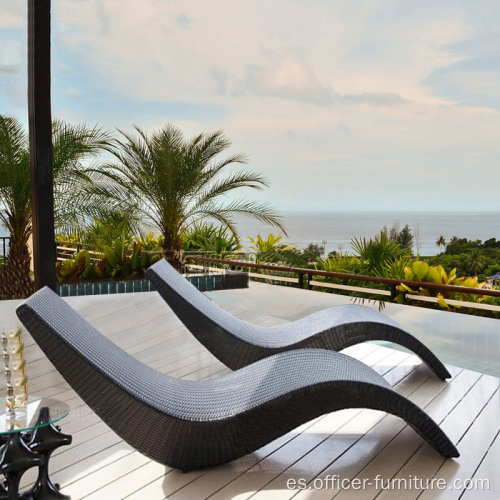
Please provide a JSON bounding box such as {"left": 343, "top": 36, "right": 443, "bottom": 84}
{"left": 55, "top": 239, "right": 161, "bottom": 283}
{"left": 351, "top": 232, "right": 408, "bottom": 275}
{"left": 395, "top": 261, "right": 497, "bottom": 313}
{"left": 136, "top": 232, "right": 164, "bottom": 252}
{"left": 310, "top": 252, "right": 362, "bottom": 294}
{"left": 302, "top": 243, "right": 325, "bottom": 259}
{"left": 247, "top": 234, "right": 294, "bottom": 263}
{"left": 95, "top": 240, "right": 161, "bottom": 280}
{"left": 182, "top": 223, "right": 241, "bottom": 259}
{"left": 373, "top": 256, "right": 412, "bottom": 280}
{"left": 55, "top": 250, "right": 93, "bottom": 283}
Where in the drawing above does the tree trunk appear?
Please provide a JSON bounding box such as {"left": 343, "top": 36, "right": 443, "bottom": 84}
{"left": 0, "top": 237, "right": 34, "bottom": 300}
{"left": 162, "top": 234, "right": 184, "bottom": 272}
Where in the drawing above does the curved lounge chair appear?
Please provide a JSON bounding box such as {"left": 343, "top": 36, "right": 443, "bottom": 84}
{"left": 146, "top": 260, "right": 451, "bottom": 379}
{"left": 17, "top": 288, "right": 458, "bottom": 470}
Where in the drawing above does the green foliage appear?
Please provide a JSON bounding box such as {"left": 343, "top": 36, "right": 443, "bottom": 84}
{"left": 373, "top": 256, "right": 412, "bottom": 280}
{"left": 55, "top": 239, "right": 161, "bottom": 283}
{"left": 55, "top": 250, "right": 93, "bottom": 283}
{"left": 436, "top": 235, "right": 446, "bottom": 250}
{"left": 136, "top": 232, "right": 164, "bottom": 251}
{"left": 381, "top": 222, "right": 414, "bottom": 252}
{"left": 89, "top": 124, "right": 285, "bottom": 269}
{"left": 302, "top": 243, "right": 325, "bottom": 259}
{"left": 0, "top": 115, "right": 112, "bottom": 241}
{"left": 0, "top": 114, "right": 112, "bottom": 297}
{"left": 96, "top": 240, "right": 160, "bottom": 280}
{"left": 247, "top": 234, "right": 294, "bottom": 263}
{"left": 429, "top": 235, "right": 500, "bottom": 279}
{"left": 0, "top": 116, "right": 31, "bottom": 244}
{"left": 76, "top": 210, "right": 137, "bottom": 251}
{"left": 312, "top": 252, "right": 366, "bottom": 296}
{"left": 466, "top": 249, "right": 486, "bottom": 275}
{"left": 396, "top": 224, "right": 414, "bottom": 251}
{"left": 182, "top": 223, "right": 241, "bottom": 259}
{"left": 351, "top": 232, "right": 408, "bottom": 274}
{"left": 395, "top": 261, "right": 499, "bottom": 313}
{"left": 321, "top": 252, "right": 360, "bottom": 274}
{"left": 443, "top": 237, "right": 500, "bottom": 255}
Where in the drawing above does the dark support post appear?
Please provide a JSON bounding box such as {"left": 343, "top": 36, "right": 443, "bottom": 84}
{"left": 28, "top": 0, "right": 56, "bottom": 291}
{"left": 297, "top": 273, "right": 304, "bottom": 288}
{"left": 307, "top": 274, "right": 312, "bottom": 290}
{"left": 390, "top": 284, "right": 398, "bottom": 302}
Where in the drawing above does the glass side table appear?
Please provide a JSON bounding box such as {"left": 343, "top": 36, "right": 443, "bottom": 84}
{"left": 0, "top": 397, "right": 71, "bottom": 500}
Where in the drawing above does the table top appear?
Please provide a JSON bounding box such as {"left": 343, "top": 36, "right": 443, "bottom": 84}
{"left": 0, "top": 397, "right": 70, "bottom": 434}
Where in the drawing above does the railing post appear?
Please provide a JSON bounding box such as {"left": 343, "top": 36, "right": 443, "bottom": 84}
{"left": 307, "top": 274, "right": 312, "bottom": 290}
{"left": 390, "top": 284, "right": 398, "bottom": 302}
{"left": 297, "top": 273, "right": 304, "bottom": 288}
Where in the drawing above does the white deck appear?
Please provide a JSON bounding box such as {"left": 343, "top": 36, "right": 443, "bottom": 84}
{"left": 1, "top": 290, "right": 499, "bottom": 499}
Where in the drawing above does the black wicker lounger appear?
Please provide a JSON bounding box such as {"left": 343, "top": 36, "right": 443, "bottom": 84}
{"left": 146, "top": 260, "right": 451, "bottom": 379}
{"left": 17, "top": 288, "right": 458, "bottom": 470}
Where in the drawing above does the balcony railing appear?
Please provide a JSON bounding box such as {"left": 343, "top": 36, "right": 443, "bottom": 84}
{"left": 51, "top": 242, "right": 500, "bottom": 313}
{"left": 185, "top": 255, "right": 500, "bottom": 313}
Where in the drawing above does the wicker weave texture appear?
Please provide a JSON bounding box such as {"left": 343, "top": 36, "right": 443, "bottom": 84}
{"left": 16, "top": 287, "right": 458, "bottom": 470}
{"left": 147, "top": 260, "right": 451, "bottom": 379}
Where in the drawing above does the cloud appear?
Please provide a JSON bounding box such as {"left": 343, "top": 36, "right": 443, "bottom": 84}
{"left": 422, "top": 33, "right": 500, "bottom": 110}
{"left": 1, "top": 0, "right": 500, "bottom": 212}
{"left": 210, "top": 66, "right": 227, "bottom": 95}
{"left": 0, "top": 65, "right": 18, "bottom": 77}
{"left": 176, "top": 13, "right": 192, "bottom": 29}
{"left": 242, "top": 55, "right": 333, "bottom": 105}
{"left": 240, "top": 53, "right": 407, "bottom": 107}
{"left": 339, "top": 92, "right": 407, "bottom": 106}
{"left": 0, "top": 4, "right": 24, "bottom": 29}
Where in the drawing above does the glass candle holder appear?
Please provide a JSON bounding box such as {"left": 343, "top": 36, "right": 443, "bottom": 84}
{"left": 2, "top": 326, "right": 28, "bottom": 414}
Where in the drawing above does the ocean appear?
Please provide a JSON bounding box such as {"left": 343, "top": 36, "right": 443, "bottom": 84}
{"left": 1, "top": 211, "right": 498, "bottom": 257}
{"left": 234, "top": 211, "right": 500, "bottom": 256}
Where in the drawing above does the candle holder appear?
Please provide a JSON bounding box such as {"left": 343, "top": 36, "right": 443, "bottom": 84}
{"left": 2, "top": 326, "right": 28, "bottom": 418}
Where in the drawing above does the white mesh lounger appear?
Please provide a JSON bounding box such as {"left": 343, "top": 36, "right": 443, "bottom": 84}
{"left": 17, "top": 288, "right": 458, "bottom": 470}
{"left": 146, "top": 259, "right": 451, "bottom": 379}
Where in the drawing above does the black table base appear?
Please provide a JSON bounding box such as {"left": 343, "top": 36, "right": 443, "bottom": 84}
{"left": 0, "top": 407, "right": 72, "bottom": 500}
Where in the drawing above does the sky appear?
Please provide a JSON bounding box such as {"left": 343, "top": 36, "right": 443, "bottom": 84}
{"left": 1, "top": 0, "right": 500, "bottom": 212}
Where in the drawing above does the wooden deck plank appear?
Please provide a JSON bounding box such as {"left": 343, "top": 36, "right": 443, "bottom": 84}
{"left": 209, "top": 364, "right": 462, "bottom": 500}
{"left": 75, "top": 348, "right": 382, "bottom": 500}
{"left": 418, "top": 388, "right": 500, "bottom": 500}
{"left": 0, "top": 291, "right": 496, "bottom": 500}
{"left": 288, "top": 366, "right": 474, "bottom": 500}
{"left": 124, "top": 351, "right": 425, "bottom": 500}
{"left": 461, "top": 428, "right": 500, "bottom": 500}
{"left": 329, "top": 371, "right": 494, "bottom": 500}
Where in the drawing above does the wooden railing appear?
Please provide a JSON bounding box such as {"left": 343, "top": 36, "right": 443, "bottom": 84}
{"left": 51, "top": 244, "right": 500, "bottom": 312}
{"left": 185, "top": 255, "right": 500, "bottom": 312}
{"left": 55, "top": 240, "right": 162, "bottom": 262}
{"left": 55, "top": 240, "right": 104, "bottom": 263}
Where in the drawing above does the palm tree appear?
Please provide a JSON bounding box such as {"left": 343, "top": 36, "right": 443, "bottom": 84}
{"left": 0, "top": 117, "right": 32, "bottom": 298}
{"left": 467, "top": 250, "right": 485, "bottom": 276}
{"left": 436, "top": 235, "right": 446, "bottom": 252}
{"left": 0, "top": 115, "right": 111, "bottom": 299}
{"left": 91, "top": 124, "right": 285, "bottom": 270}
